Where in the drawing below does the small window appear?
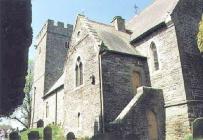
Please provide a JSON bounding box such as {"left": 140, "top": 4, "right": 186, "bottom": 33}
{"left": 150, "top": 42, "right": 159, "bottom": 71}
{"left": 78, "top": 112, "right": 81, "bottom": 129}
{"left": 75, "top": 57, "right": 83, "bottom": 87}
{"left": 77, "top": 31, "right": 81, "bottom": 37}
{"left": 46, "top": 102, "right": 49, "bottom": 118}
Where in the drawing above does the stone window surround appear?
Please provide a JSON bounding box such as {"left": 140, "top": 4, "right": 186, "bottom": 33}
{"left": 75, "top": 56, "right": 83, "bottom": 87}
{"left": 149, "top": 41, "right": 160, "bottom": 72}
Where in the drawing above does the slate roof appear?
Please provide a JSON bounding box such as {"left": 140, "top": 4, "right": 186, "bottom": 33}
{"left": 87, "top": 19, "right": 142, "bottom": 56}
{"left": 46, "top": 73, "right": 64, "bottom": 95}
{"left": 126, "top": 0, "right": 179, "bottom": 42}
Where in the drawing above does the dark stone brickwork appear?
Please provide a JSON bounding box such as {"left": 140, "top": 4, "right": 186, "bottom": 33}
{"left": 101, "top": 52, "right": 150, "bottom": 126}
{"left": 172, "top": 0, "right": 203, "bottom": 123}
{"left": 44, "top": 21, "right": 73, "bottom": 93}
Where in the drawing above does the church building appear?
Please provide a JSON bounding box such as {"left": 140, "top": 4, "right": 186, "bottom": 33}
{"left": 31, "top": 0, "right": 203, "bottom": 139}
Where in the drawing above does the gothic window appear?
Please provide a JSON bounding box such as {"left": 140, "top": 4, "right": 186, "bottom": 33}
{"left": 75, "top": 65, "right": 79, "bottom": 87}
{"left": 79, "top": 63, "right": 83, "bottom": 85}
{"left": 75, "top": 57, "right": 83, "bottom": 87}
{"left": 46, "top": 102, "right": 49, "bottom": 118}
{"left": 132, "top": 71, "right": 141, "bottom": 92}
{"left": 150, "top": 42, "right": 159, "bottom": 71}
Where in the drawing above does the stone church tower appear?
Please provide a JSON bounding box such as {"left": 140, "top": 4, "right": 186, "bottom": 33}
{"left": 31, "top": 20, "right": 73, "bottom": 127}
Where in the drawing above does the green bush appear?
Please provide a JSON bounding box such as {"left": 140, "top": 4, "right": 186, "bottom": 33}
{"left": 48, "top": 124, "right": 65, "bottom": 140}
{"left": 184, "top": 134, "right": 193, "bottom": 140}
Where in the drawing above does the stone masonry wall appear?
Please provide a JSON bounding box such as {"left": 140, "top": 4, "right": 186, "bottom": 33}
{"left": 32, "top": 22, "right": 48, "bottom": 126}
{"left": 119, "top": 87, "right": 165, "bottom": 140}
{"left": 44, "top": 92, "right": 56, "bottom": 126}
{"left": 132, "top": 24, "right": 190, "bottom": 139}
{"left": 44, "top": 20, "right": 73, "bottom": 93}
{"left": 64, "top": 16, "right": 101, "bottom": 138}
{"left": 101, "top": 52, "right": 150, "bottom": 128}
{"left": 32, "top": 20, "right": 72, "bottom": 127}
{"left": 172, "top": 0, "right": 203, "bottom": 124}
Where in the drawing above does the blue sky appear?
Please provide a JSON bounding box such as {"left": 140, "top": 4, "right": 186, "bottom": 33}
{"left": 29, "top": 0, "right": 153, "bottom": 60}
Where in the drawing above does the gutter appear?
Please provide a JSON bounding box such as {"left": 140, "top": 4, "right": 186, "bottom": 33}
{"left": 42, "top": 85, "right": 64, "bottom": 100}
{"left": 130, "top": 22, "right": 166, "bottom": 44}
{"left": 100, "top": 49, "right": 147, "bottom": 59}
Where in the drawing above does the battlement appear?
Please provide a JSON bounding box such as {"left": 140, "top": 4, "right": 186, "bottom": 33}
{"left": 47, "top": 19, "right": 72, "bottom": 28}
{"left": 35, "top": 19, "right": 73, "bottom": 47}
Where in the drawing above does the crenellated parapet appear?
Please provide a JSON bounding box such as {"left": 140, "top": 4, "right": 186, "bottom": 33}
{"left": 35, "top": 19, "right": 73, "bottom": 47}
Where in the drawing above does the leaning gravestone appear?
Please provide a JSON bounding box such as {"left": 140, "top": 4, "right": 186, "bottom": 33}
{"left": 193, "top": 117, "right": 203, "bottom": 139}
{"left": 44, "top": 126, "right": 52, "bottom": 140}
{"left": 9, "top": 131, "right": 20, "bottom": 140}
{"left": 28, "top": 131, "right": 40, "bottom": 140}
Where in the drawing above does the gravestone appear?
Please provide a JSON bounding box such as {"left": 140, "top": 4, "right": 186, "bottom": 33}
{"left": 44, "top": 126, "right": 52, "bottom": 140}
{"left": 193, "top": 117, "right": 203, "bottom": 139}
{"left": 28, "top": 131, "right": 40, "bottom": 140}
{"left": 37, "top": 119, "right": 44, "bottom": 128}
{"left": 9, "top": 131, "right": 20, "bottom": 140}
{"left": 66, "top": 132, "right": 76, "bottom": 140}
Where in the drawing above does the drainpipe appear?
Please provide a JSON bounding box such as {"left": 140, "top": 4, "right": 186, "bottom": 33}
{"left": 55, "top": 91, "right": 58, "bottom": 124}
{"left": 98, "top": 44, "right": 105, "bottom": 133}
{"left": 31, "top": 87, "right": 36, "bottom": 127}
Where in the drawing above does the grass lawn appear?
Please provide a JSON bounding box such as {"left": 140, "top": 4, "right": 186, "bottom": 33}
{"left": 20, "top": 125, "right": 64, "bottom": 140}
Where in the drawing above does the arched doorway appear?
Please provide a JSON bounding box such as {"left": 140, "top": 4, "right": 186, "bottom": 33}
{"left": 146, "top": 110, "right": 158, "bottom": 140}
{"left": 132, "top": 71, "right": 141, "bottom": 93}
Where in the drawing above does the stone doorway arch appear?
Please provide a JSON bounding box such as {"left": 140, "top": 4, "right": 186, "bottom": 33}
{"left": 146, "top": 110, "right": 158, "bottom": 140}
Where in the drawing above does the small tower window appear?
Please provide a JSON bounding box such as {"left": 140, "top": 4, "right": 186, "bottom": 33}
{"left": 75, "top": 57, "right": 83, "bottom": 87}
{"left": 150, "top": 42, "right": 159, "bottom": 71}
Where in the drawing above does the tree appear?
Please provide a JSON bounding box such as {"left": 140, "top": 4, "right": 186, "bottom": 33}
{"left": 8, "top": 60, "right": 34, "bottom": 129}
{"left": 197, "top": 16, "right": 203, "bottom": 54}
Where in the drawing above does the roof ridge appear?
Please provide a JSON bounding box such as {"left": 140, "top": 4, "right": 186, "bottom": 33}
{"left": 88, "top": 19, "right": 114, "bottom": 28}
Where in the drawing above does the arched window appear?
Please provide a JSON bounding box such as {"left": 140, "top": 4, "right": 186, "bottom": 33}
{"left": 75, "top": 65, "right": 79, "bottom": 87}
{"left": 79, "top": 63, "right": 83, "bottom": 85}
{"left": 150, "top": 42, "right": 159, "bottom": 71}
{"left": 75, "top": 57, "right": 83, "bottom": 87}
